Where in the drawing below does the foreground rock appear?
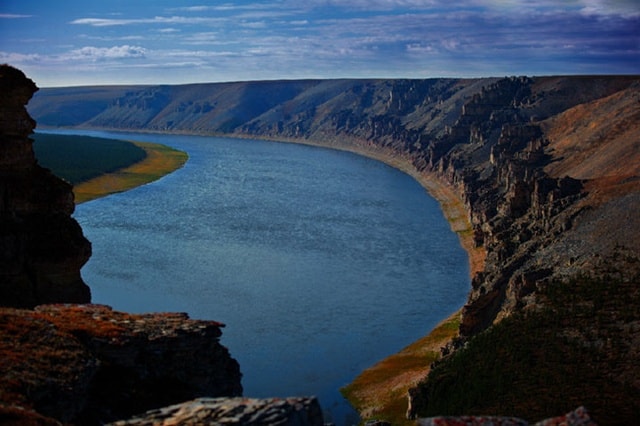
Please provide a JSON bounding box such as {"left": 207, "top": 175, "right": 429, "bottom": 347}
{"left": 417, "top": 406, "right": 595, "bottom": 426}
{"left": 108, "top": 397, "right": 324, "bottom": 426}
{"left": 0, "top": 65, "right": 91, "bottom": 307}
{"left": 0, "top": 304, "right": 242, "bottom": 425}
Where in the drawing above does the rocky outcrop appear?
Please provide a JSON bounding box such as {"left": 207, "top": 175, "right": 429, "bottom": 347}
{"left": 0, "top": 304, "right": 242, "bottom": 425}
{"left": 417, "top": 406, "right": 595, "bottom": 426}
{"left": 108, "top": 397, "right": 324, "bottom": 426}
{"left": 0, "top": 65, "right": 91, "bottom": 307}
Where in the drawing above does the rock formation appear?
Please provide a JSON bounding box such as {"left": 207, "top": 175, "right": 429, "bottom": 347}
{"left": 0, "top": 65, "right": 91, "bottom": 307}
{"left": 108, "top": 396, "right": 324, "bottom": 426}
{"left": 0, "top": 304, "right": 242, "bottom": 425}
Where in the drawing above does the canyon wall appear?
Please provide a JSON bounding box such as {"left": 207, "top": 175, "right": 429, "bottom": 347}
{"left": 30, "top": 75, "right": 640, "bottom": 336}
{"left": 27, "top": 74, "right": 640, "bottom": 423}
{"left": 0, "top": 65, "right": 91, "bottom": 307}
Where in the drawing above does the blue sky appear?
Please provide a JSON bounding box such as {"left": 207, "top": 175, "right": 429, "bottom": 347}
{"left": 1, "top": 0, "right": 638, "bottom": 87}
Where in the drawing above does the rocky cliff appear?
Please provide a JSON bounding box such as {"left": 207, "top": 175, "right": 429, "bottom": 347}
{"left": 28, "top": 74, "right": 640, "bottom": 423}
{"left": 0, "top": 304, "right": 242, "bottom": 425}
{"left": 30, "top": 75, "right": 640, "bottom": 333}
{"left": 0, "top": 65, "right": 91, "bottom": 308}
{"left": 0, "top": 65, "right": 248, "bottom": 426}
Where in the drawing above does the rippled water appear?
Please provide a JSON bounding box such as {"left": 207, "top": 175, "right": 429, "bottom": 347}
{"left": 66, "top": 130, "right": 469, "bottom": 425}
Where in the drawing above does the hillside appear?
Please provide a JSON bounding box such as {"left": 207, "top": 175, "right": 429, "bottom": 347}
{"left": 29, "top": 75, "right": 640, "bottom": 423}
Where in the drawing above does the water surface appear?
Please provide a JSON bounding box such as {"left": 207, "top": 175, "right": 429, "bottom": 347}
{"left": 67, "top": 131, "right": 469, "bottom": 425}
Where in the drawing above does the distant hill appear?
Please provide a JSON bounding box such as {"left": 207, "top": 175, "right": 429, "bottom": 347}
{"left": 28, "top": 75, "right": 640, "bottom": 423}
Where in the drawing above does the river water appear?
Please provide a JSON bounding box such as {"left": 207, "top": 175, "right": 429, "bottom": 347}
{"left": 65, "top": 130, "right": 468, "bottom": 425}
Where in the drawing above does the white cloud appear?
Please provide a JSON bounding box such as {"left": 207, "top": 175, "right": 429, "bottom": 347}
{"left": 579, "top": 0, "right": 640, "bottom": 17}
{"left": 70, "top": 16, "right": 226, "bottom": 27}
{"left": 182, "top": 32, "right": 222, "bottom": 45}
{"left": 67, "top": 45, "right": 147, "bottom": 61}
{"left": 0, "top": 14, "right": 32, "bottom": 19}
{"left": 0, "top": 51, "right": 42, "bottom": 63}
{"left": 301, "top": 0, "right": 441, "bottom": 9}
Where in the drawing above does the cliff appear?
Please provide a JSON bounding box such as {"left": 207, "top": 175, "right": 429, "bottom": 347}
{"left": 28, "top": 74, "right": 640, "bottom": 423}
{"left": 0, "top": 65, "right": 91, "bottom": 308}
{"left": 0, "top": 65, "right": 248, "bottom": 426}
{"left": 30, "top": 75, "right": 640, "bottom": 331}
{"left": 0, "top": 304, "right": 242, "bottom": 424}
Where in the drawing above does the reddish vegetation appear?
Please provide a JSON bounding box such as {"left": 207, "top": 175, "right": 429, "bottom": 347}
{"left": 32, "top": 304, "right": 126, "bottom": 339}
{"left": 0, "top": 305, "right": 241, "bottom": 425}
{"left": 543, "top": 83, "right": 640, "bottom": 204}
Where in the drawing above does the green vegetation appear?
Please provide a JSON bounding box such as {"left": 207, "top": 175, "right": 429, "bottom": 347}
{"left": 33, "top": 133, "right": 146, "bottom": 184}
{"left": 31, "top": 133, "right": 188, "bottom": 204}
{"left": 71, "top": 141, "right": 188, "bottom": 203}
{"left": 413, "top": 251, "right": 640, "bottom": 424}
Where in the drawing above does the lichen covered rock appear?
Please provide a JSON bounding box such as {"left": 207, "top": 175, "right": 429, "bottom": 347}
{"left": 108, "top": 396, "right": 324, "bottom": 426}
{"left": 0, "top": 304, "right": 242, "bottom": 425}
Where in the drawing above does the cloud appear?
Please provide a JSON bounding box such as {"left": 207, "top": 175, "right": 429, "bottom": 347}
{"left": 579, "top": 0, "right": 640, "bottom": 17}
{"left": 0, "top": 14, "right": 32, "bottom": 19}
{"left": 0, "top": 51, "right": 42, "bottom": 64}
{"left": 182, "top": 32, "right": 222, "bottom": 45}
{"left": 301, "top": 0, "right": 441, "bottom": 10}
{"left": 70, "top": 16, "right": 225, "bottom": 27}
{"left": 67, "top": 45, "right": 147, "bottom": 61}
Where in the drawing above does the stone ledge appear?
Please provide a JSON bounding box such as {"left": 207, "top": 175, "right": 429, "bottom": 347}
{"left": 108, "top": 397, "right": 325, "bottom": 426}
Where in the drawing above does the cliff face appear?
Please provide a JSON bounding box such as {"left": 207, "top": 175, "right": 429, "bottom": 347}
{"left": 30, "top": 75, "right": 640, "bottom": 334}
{"left": 0, "top": 304, "right": 242, "bottom": 425}
{"left": 0, "top": 65, "right": 91, "bottom": 307}
{"left": 1, "top": 66, "right": 247, "bottom": 426}
{"left": 29, "top": 74, "right": 640, "bottom": 422}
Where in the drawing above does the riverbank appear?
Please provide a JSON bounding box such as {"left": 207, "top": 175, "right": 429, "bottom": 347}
{"left": 73, "top": 141, "right": 188, "bottom": 204}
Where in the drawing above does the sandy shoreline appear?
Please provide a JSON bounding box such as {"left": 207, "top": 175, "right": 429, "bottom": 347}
{"left": 73, "top": 141, "right": 188, "bottom": 204}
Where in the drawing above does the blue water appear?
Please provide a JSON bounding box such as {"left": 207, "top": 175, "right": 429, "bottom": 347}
{"left": 62, "top": 130, "right": 468, "bottom": 425}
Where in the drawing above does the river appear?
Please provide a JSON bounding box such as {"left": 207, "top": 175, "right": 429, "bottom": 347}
{"left": 66, "top": 130, "right": 469, "bottom": 425}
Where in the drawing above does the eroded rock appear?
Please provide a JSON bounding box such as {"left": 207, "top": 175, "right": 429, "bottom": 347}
{"left": 108, "top": 396, "right": 324, "bottom": 426}
{"left": 0, "top": 64, "right": 91, "bottom": 307}
{"left": 0, "top": 304, "right": 242, "bottom": 425}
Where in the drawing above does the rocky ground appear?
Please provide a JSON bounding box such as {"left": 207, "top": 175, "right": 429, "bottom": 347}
{"left": 0, "top": 304, "right": 242, "bottom": 424}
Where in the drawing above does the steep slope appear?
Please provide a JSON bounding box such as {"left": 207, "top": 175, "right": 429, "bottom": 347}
{"left": 0, "top": 65, "right": 91, "bottom": 307}
{"left": 28, "top": 75, "right": 640, "bottom": 423}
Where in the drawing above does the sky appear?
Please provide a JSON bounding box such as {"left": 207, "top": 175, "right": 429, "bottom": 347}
{"left": 1, "top": 0, "right": 638, "bottom": 87}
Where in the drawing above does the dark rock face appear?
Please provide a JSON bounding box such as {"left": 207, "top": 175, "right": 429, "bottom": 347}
{"left": 0, "top": 304, "right": 242, "bottom": 425}
{"left": 416, "top": 406, "right": 595, "bottom": 426}
{"left": 0, "top": 65, "right": 91, "bottom": 307}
